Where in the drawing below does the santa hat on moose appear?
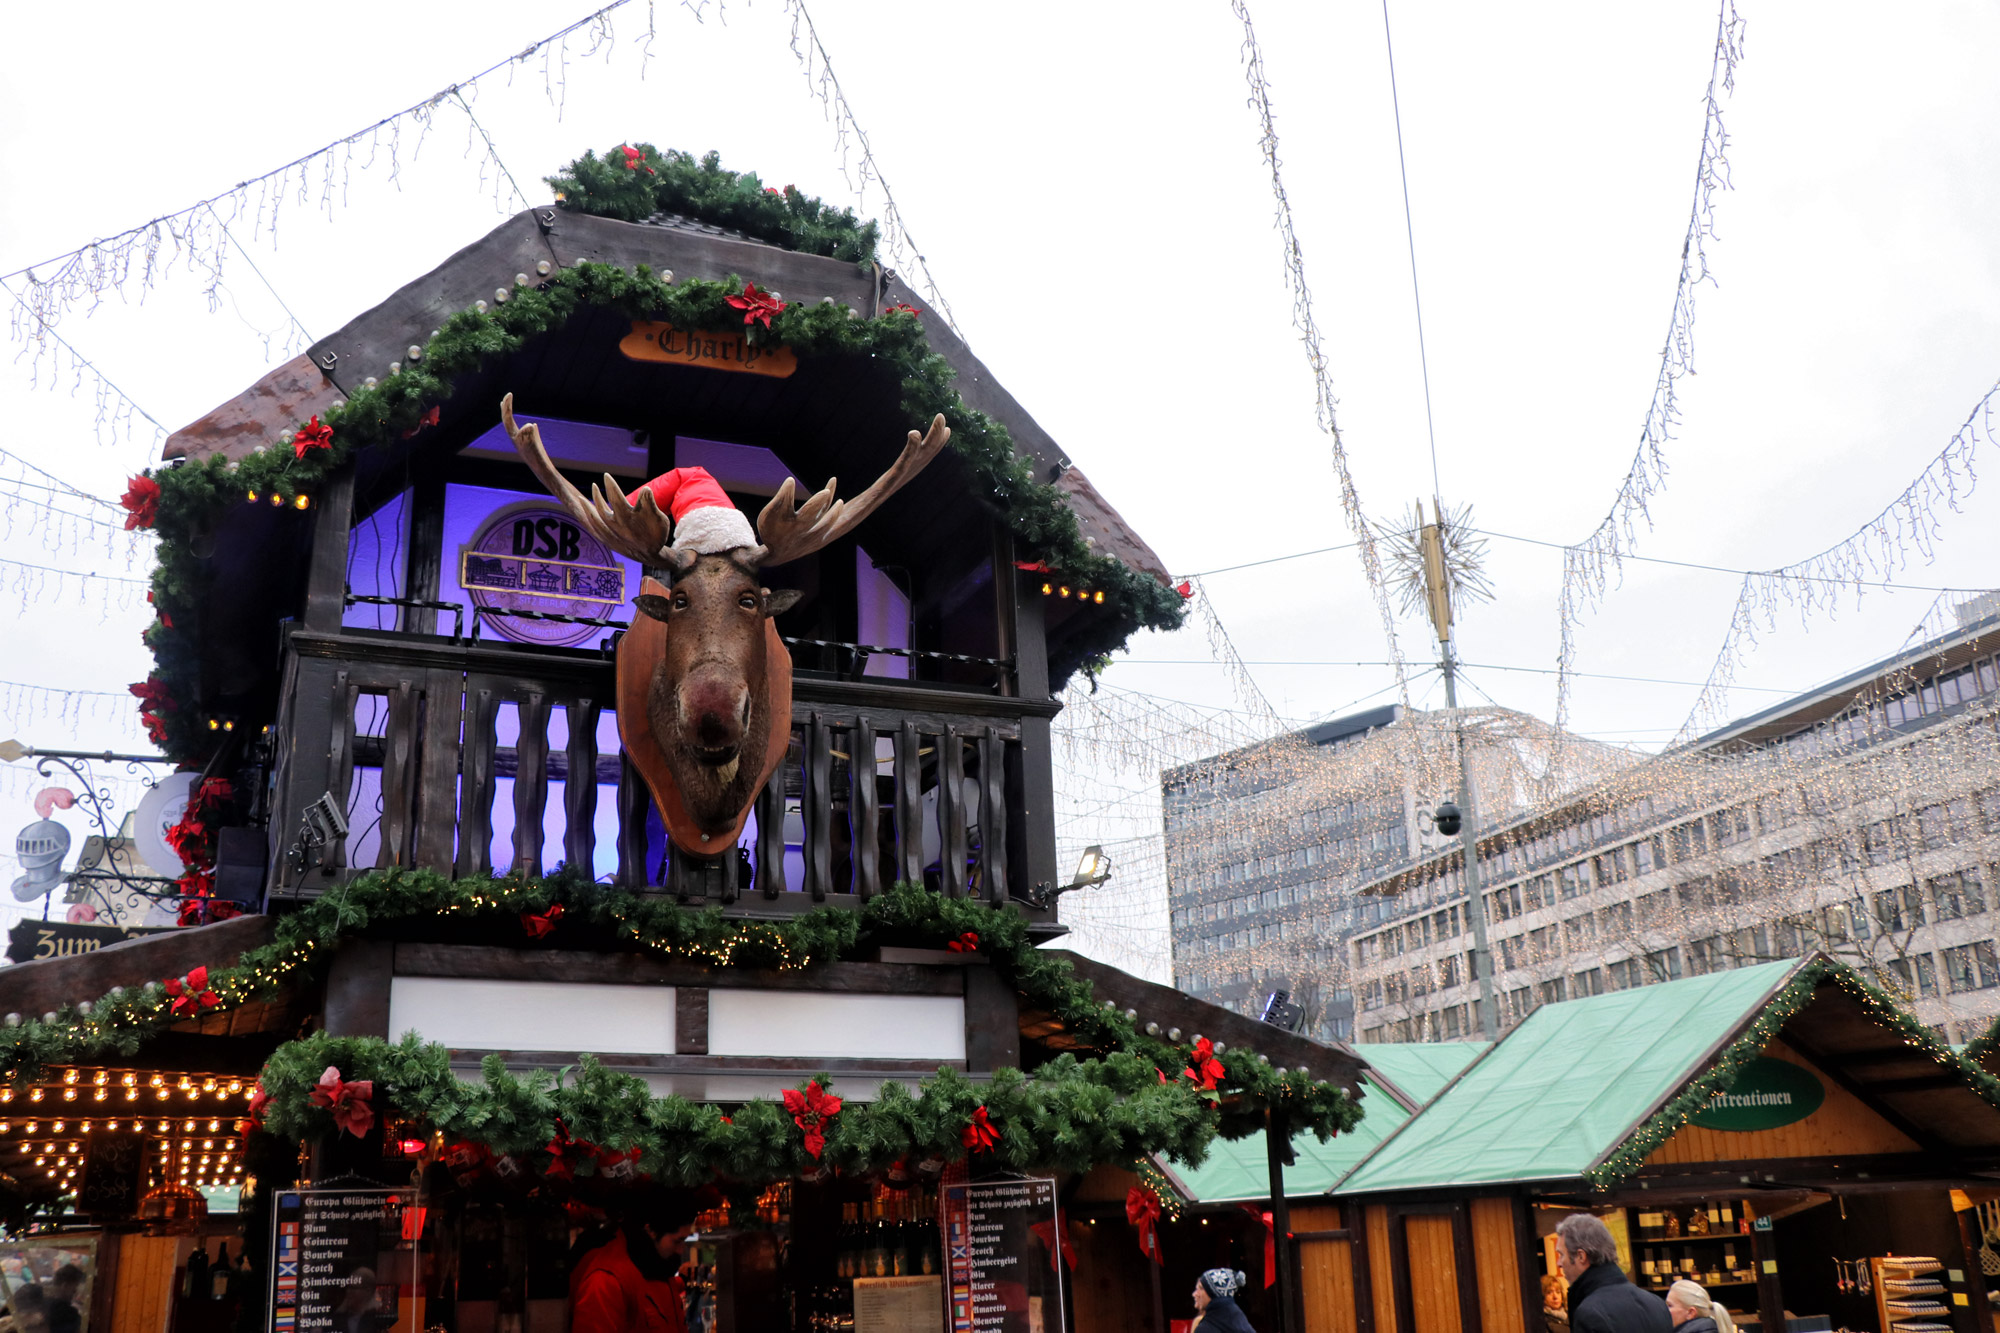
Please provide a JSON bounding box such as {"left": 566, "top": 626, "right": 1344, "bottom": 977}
{"left": 642, "top": 466, "right": 755, "bottom": 556}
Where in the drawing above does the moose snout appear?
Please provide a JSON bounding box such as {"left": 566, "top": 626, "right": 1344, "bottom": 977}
{"left": 678, "top": 670, "right": 750, "bottom": 761}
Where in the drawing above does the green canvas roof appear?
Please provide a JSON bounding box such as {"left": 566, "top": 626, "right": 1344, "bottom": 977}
{"left": 1335, "top": 960, "right": 1801, "bottom": 1195}
{"left": 1171, "top": 1043, "right": 1488, "bottom": 1204}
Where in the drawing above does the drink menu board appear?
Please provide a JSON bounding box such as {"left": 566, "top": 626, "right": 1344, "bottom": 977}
{"left": 941, "top": 1177, "right": 1064, "bottom": 1333}
{"left": 269, "top": 1187, "right": 418, "bottom": 1333}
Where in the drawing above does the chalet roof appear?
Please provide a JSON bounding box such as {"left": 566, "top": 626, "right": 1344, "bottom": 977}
{"left": 1331, "top": 955, "right": 2000, "bottom": 1196}
{"left": 162, "top": 208, "right": 1168, "bottom": 584}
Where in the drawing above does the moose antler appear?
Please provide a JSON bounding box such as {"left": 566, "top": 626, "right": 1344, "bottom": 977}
{"left": 501, "top": 394, "right": 692, "bottom": 571}
{"left": 753, "top": 414, "right": 951, "bottom": 567}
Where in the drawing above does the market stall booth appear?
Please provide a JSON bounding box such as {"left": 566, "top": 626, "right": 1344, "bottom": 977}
{"left": 0, "top": 147, "right": 1372, "bottom": 1333}
{"left": 1299, "top": 955, "right": 2000, "bottom": 1333}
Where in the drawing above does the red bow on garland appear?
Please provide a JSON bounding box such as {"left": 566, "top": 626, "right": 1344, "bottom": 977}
{"left": 120, "top": 475, "right": 160, "bottom": 531}
{"left": 1175, "top": 580, "right": 1193, "bottom": 599}
{"left": 619, "top": 144, "right": 656, "bottom": 174}
{"left": 162, "top": 966, "right": 221, "bottom": 1018}
{"left": 725, "top": 282, "right": 786, "bottom": 330}
{"left": 1240, "top": 1206, "right": 1291, "bottom": 1288}
{"left": 1029, "top": 1209, "right": 1078, "bottom": 1272}
{"left": 1183, "top": 1037, "right": 1224, "bottom": 1093}
{"left": 309, "top": 1066, "right": 375, "bottom": 1138}
{"left": 946, "top": 932, "right": 979, "bottom": 953}
{"left": 521, "top": 903, "right": 564, "bottom": 938}
{"left": 1125, "top": 1185, "right": 1164, "bottom": 1266}
{"left": 544, "top": 1119, "right": 586, "bottom": 1182}
{"left": 782, "top": 1080, "right": 842, "bottom": 1160}
{"left": 962, "top": 1106, "right": 999, "bottom": 1154}
{"left": 293, "top": 415, "right": 334, "bottom": 460}
{"left": 884, "top": 302, "right": 922, "bottom": 318}
{"left": 402, "top": 405, "right": 442, "bottom": 439}
{"left": 129, "top": 677, "right": 175, "bottom": 744}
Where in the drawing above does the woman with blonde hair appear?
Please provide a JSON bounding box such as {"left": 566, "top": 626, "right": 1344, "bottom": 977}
{"left": 1665, "top": 1280, "right": 1736, "bottom": 1333}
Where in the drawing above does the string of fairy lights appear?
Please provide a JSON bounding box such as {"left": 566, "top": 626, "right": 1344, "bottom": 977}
{"left": 0, "top": 1067, "right": 258, "bottom": 1194}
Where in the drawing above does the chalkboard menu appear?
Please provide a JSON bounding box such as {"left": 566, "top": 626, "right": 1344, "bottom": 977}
{"left": 940, "top": 1177, "right": 1064, "bottom": 1333}
{"left": 268, "top": 1187, "right": 417, "bottom": 1333}
{"left": 76, "top": 1131, "right": 144, "bottom": 1219}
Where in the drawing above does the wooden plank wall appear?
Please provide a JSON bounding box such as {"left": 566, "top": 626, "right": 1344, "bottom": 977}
{"left": 1644, "top": 1038, "right": 1918, "bottom": 1166}
{"left": 109, "top": 1233, "right": 177, "bottom": 1333}
{"left": 1295, "top": 1204, "right": 1359, "bottom": 1333}
{"left": 1368, "top": 1205, "right": 1399, "bottom": 1333}
{"left": 1405, "top": 1215, "right": 1464, "bottom": 1333}
{"left": 1470, "top": 1198, "right": 1526, "bottom": 1333}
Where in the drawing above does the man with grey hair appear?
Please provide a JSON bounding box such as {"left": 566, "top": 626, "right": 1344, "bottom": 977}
{"left": 1554, "top": 1214, "right": 1671, "bottom": 1333}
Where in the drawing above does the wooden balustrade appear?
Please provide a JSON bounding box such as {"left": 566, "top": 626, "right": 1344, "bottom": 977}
{"left": 269, "top": 628, "right": 1058, "bottom": 919}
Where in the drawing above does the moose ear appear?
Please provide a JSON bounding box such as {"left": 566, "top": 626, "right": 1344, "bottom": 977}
{"left": 633, "top": 593, "right": 673, "bottom": 622}
{"left": 762, "top": 588, "right": 804, "bottom": 618}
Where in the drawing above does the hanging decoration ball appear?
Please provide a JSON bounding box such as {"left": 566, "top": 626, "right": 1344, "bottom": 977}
{"left": 388, "top": 363, "right": 401, "bottom": 376}
{"left": 494, "top": 288, "right": 510, "bottom": 304}
{"left": 515, "top": 273, "right": 531, "bottom": 287}
{"left": 1213, "top": 1041, "right": 1226, "bottom": 1054}
{"left": 1144, "top": 1022, "right": 1160, "bottom": 1036}
{"left": 75, "top": 1002, "right": 91, "bottom": 1018}
{"left": 1123, "top": 1008, "right": 1138, "bottom": 1021}
{"left": 107, "top": 988, "right": 123, "bottom": 1001}
{"left": 41, "top": 1013, "right": 56, "bottom": 1025}
{"left": 1191, "top": 1034, "right": 1203, "bottom": 1046}
{"left": 407, "top": 345, "right": 423, "bottom": 361}
{"left": 1167, "top": 1028, "right": 1182, "bottom": 1042}
{"left": 3, "top": 1015, "right": 18, "bottom": 1028}
{"left": 361, "top": 377, "right": 379, "bottom": 390}
{"left": 1257, "top": 1053, "right": 1270, "bottom": 1064}
{"left": 279, "top": 431, "right": 294, "bottom": 446}
{"left": 846, "top": 308, "right": 859, "bottom": 320}
{"left": 660, "top": 269, "right": 673, "bottom": 284}
{"left": 535, "top": 260, "right": 552, "bottom": 276}
{"left": 474, "top": 301, "right": 488, "bottom": 314}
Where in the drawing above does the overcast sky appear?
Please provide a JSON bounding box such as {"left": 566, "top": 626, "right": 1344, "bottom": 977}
{"left": 1, "top": 1, "right": 1997, "bottom": 943}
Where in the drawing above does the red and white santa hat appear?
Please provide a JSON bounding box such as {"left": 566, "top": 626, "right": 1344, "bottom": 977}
{"left": 640, "top": 466, "right": 756, "bottom": 556}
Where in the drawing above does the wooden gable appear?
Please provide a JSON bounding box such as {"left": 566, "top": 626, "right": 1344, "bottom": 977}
{"left": 1643, "top": 1037, "right": 1919, "bottom": 1168}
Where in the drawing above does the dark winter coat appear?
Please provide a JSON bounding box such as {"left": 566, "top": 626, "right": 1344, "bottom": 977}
{"left": 1567, "top": 1263, "right": 1673, "bottom": 1333}
{"left": 1679, "top": 1316, "right": 1720, "bottom": 1333}
{"left": 1193, "top": 1293, "right": 1258, "bottom": 1333}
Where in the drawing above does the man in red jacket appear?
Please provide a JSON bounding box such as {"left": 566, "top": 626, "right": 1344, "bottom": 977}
{"left": 569, "top": 1192, "right": 700, "bottom": 1333}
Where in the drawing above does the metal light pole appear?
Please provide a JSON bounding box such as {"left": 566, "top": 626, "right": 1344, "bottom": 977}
{"left": 1417, "top": 502, "right": 1499, "bottom": 1039}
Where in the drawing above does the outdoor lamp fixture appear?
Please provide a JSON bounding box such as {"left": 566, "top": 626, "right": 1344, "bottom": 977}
{"left": 1020, "top": 845, "right": 1113, "bottom": 910}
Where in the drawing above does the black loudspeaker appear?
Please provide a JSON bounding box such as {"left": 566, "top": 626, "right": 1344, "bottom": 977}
{"left": 213, "top": 826, "right": 269, "bottom": 907}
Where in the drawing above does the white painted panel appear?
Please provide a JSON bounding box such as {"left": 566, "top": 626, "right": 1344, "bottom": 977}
{"left": 389, "top": 978, "right": 675, "bottom": 1054}
{"left": 707, "top": 990, "right": 966, "bottom": 1061}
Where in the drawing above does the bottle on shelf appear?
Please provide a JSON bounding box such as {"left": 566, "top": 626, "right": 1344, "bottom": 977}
{"left": 1665, "top": 1211, "right": 1681, "bottom": 1239}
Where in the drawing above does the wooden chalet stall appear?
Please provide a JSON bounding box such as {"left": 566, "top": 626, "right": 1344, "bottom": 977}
{"left": 1214, "top": 956, "right": 2000, "bottom": 1333}
{"left": 0, "top": 165, "right": 1374, "bottom": 1333}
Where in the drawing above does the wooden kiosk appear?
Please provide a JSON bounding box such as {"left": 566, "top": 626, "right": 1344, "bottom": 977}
{"left": 0, "top": 156, "right": 1370, "bottom": 1333}
{"left": 1173, "top": 955, "right": 2000, "bottom": 1333}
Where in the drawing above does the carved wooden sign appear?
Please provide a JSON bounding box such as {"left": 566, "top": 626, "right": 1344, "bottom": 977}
{"left": 618, "top": 320, "right": 798, "bottom": 378}
{"left": 500, "top": 393, "right": 948, "bottom": 857}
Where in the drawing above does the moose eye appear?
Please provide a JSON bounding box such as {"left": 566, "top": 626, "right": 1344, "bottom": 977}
{"left": 671, "top": 594, "right": 688, "bottom": 611}
{"left": 739, "top": 594, "right": 759, "bottom": 610}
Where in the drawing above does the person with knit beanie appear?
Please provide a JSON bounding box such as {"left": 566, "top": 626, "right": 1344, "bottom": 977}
{"left": 1191, "top": 1267, "right": 1256, "bottom": 1333}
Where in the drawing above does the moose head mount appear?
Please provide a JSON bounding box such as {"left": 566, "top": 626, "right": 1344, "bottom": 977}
{"left": 499, "top": 393, "right": 950, "bottom": 856}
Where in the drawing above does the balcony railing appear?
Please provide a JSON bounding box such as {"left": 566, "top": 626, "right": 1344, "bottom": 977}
{"left": 267, "top": 625, "right": 1059, "bottom": 918}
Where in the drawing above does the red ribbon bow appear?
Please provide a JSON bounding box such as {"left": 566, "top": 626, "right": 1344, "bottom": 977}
{"left": 782, "top": 1079, "right": 842, "bottom": 1160}
{"left": 1029, "top": 1209, "right": 1078, "bottom": 1272}
{"left": 1240, "top": 1206, "right": 1290, "bottom": 1288}
{"left": 725, "top": 281, "right": 787, "bottom": 330}
{"left": 1175, "top": 580, "right": 1193, "bottom": 599}
{"left": 884, "top": 302, "right": 923, "bottom": 318}
{"left": 162, "top": 966, "right": 221, "bottom": 1018}
{"left": 946, "top": 932, "right": 980, "bottom": 953}
{"left": 1125, "top": 1186, "right": 1164, "bottom": 1266}
{"left": 308, "top": 1065, "right": 375, "bottom": 1138}
{"left": 119, "top": 475, "right": 160, "bottom": 531}
{"left": 521, "top": 903, "right": 564, "bottom": 938}
{"left": 292, "top": 415, "right": 333, "bottom": 459}
{"left": 962, "top": 1106, "right": 999, "bottom": 1154}
{"left": 1183, "top": 1037, "right": 1224, "bottom": 1092}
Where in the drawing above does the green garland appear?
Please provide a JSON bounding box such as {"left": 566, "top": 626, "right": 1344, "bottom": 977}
{"left": 1965, "top": 1011, "right": 2000, "bottom": 1068}
{"left": 547, "top": 145, "right": 880, "bottom": 264}
{"left": 0, "top": 873, "right": 1358, "bottom": 1182}
{"left": 137, "top": 259, "right": 1185, "bottom": 759}
{"left": 1583, "top": 956, "right": 2000, "bottom": 1188}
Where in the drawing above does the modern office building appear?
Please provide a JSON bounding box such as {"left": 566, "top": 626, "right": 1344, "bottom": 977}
{"left": 1347, "top": 611, "right": 2000, "bottom": 1045}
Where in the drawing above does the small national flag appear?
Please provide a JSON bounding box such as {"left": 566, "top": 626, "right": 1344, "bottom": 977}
{"left": 278, "top": 1262, "right": 298, "bottom": 1277}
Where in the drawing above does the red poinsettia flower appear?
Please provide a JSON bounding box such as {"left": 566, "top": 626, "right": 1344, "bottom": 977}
{"left": 782, "top": 1079, "right": 843, "bottom": 1160}
{"left": 764, "top": 186, "right": 782, "bottom": 196}
{"left": 129, "top": 676, "right": 174, "bottom": 713}
{"left": 293, "top": 415, "right": 334, "bottom": 459}
{"left": 1175, "top": 580, "right": 1193, "bottom": 599}
{"left": 945, "top": 931, "right": 980, "bottom": 953}
{"left": 521, "top": 902, "right": 564, "bottom": 939}
{"left": 239, "top": 1083, "right": 271, "bottom": 1138}
{"left": 162, "top": 965, "right": 222, "bottom": 1017}
{"left": 1183, "top": 1037, "right": 1225, "bottom": 1092}
{"left": 884, "top": 302, "right": 922, "bottom": 318}
{"left": 962, "top": 1106, "right": 1000, "bottom": 1154}
{"left": 120, "top": 474, "right": 160, "bottom": 530}
{"left": 725, "top": 282, "right": 787, "bottom": 331}
{"left": 309, "top": 1065, "right": 375, "bottom": 1138}
{"left": 618, "top": 144, "right": 654, "bottom": 173}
